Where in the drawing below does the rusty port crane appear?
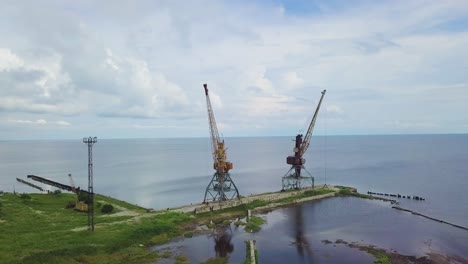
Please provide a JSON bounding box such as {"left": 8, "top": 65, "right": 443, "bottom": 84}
{"left": 203, "top": 83, "right": 240, "bottom": 203}
{"left": 282, "top": 90, "right": 326, "bottom": 190}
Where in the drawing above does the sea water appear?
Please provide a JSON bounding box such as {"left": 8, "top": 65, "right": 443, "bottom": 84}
{"left": 1, "top": 135, "right": 467, "bottom": 262}
{"left": 1, "top": 134, "right": 466, "bottom": 226}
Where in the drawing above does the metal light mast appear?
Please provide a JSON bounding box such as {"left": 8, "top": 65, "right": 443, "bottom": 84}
{"left": 203, "top": 84, "right": 240, "bottom": 202}
{"left": 83, "top": 136, "right": 97, "bottom": 231}
{"left": 282, "top": 90, "right": 326, "bottom": 190}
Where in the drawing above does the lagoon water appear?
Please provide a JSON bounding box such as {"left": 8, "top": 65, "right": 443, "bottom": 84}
{"left": 1, "top": 135, "right": 467, "bottom": 262}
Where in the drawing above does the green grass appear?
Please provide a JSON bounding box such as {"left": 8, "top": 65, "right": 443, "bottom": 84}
{"left": 0, "top": 187, "right": 342, "bottom": 263}
{"left": 0, "top": 192, "right": 191, "bottom": 264}
{"left": 175, "top": 255, "right": 189, "bottom": 264}
{"left": 367, "top": 248, "right": 391, "bottom": 264}
{"left": 245, "top": 215, "right": 265, "bottom": 233}
{"left": 244, "top": 241, "right": 259, "bottom": 264}
{"left": 196, "top": 199, "right": 271, "bottom": 221}
{"left": 336, "top": 186, "right": 373, "bottom": 199}
{"left": 197, "top": 188, "right": 334, "bottom": 222}
{"left": 234, "top": 220, "right": 246, "bottom": 226}
{"left": 276, "top": 189, "right": 335, "bottom": 204}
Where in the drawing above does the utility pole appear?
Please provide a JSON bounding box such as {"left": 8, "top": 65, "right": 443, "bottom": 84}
{"left": 83, "top": 137, "right": 97, "bottom": 231}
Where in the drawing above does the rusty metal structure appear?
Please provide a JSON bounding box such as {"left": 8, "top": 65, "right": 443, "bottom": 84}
{"left": 27, "top": 174, "right": 86, "bottom": 193}
{"left": 83, "top": 136, "right": 97, "bottom": 231}
{"left": 203, "top": 84, "right": 239, "bottom": 202}
{"left": 283, "top": 90, "right": 326, "bottom": 190}
{"left": 16, "top": 177, "right": 45, "bottom": 192}
{"left": 68, "top": 174, "right": 88, "bottom": 212}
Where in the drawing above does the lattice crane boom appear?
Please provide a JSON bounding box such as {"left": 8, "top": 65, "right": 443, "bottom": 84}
{"left": 283, "top": 89, "right": 326, "bottom": 190}
{"left": 202, "top": 83, "right": 238, "bottom": 202}
{"left": 68, "top": 173, "right": 76, "bottom": 193}
{"left": 203, "top": 84, "right": 232, "bottom": 174}
{"left": 204, "top": 84, "right": 220, "bottom": 164}
{"left": 300, "top": 89, "right": 326, "bottom": 156}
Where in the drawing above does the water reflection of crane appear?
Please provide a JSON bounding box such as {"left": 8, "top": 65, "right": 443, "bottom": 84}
{"left": 292, "top": 204, "right": 314, "bottom": 263}
{"left": 213, "top": 225, "right": 234, "bottom": 259}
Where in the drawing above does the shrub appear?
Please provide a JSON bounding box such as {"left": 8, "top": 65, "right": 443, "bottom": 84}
{"left": 53, "top": 189, "right": 62, "bottom": 195}
{"left": 245, "top": 216, "right": 265, "bottom": 233}
{"left": 65, "top": 201, "right": 76, "bottom": 209}
{"left": 20, "top": 193, "right": 31, "bottom": 200}
{"left": 77, "top": 192, "right": 91, "bottom": 204}
{"left": 96, "top": 202, "right": 102, "bottom": 208}
{"left": 101, "top": 204, "right": 114, "bottom": 213}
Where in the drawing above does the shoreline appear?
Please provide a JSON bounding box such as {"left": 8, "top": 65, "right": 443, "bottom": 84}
{"left": 1, "top": 186, "right": 465, "bottom": 264}
{"left": 168, "top": 185, "right": 339, "bottom": 214}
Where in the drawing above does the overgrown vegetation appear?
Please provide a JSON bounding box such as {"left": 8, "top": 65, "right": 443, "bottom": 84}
{"left": 174, "top": 255, "right": 189, "bottom": 264}
{"left": 101, "top": 204, "right": 114, "bottom": 213}
{"left": 20, "top": 193, "right": 31, "bottom": 200}
{"left": 0, "top": 192, "right": 191, "bottom": 264}
{"left": 358, "top": 246, "right": 391, "bottom": 264}
{"left": 244, "top": 241, "right": 258, "bottom": 264}
{"left": 276, "top": 188, "right": 335, "bottom": 204}
{"left": 0, "top": 186, "right": 342, "bottom": 263}
{"left": 336, "top": 186, "right": 373, "bottom": 199}
{"left": 234, "top": 219, "right": 246, "bottom": 226}
{"left": 197, "top": 188, "right": 335, "bottom": 224}
{"left": 245, "top": 215, "right": 266, "bottom": 233}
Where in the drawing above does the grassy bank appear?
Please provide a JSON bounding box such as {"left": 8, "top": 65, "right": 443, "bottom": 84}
{"left": 0, "top": 192, "right": 192, "bottom": 264}
{"left": 0, "top": 186, "right": 367, "bottom": 263}
{"left": 335, "top": 185, "right": 373, "bottom": 199}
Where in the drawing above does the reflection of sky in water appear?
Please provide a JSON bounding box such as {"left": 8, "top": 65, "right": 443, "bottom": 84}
{"left": 152, "top": 197, "right": 467, "bottom": 263}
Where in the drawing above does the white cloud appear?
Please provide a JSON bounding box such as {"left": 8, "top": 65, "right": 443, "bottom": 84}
{"left": 209, "top": 91, "right": 223, "bottom": 109}
{"left": 0, "top": 0, "right": 467, "bottom": 138}
{"left": 55, "top": 120, "right": 71, "bottom": 126}
{"left": 0, "top": 48, "right": 24, "bottom": 70}
{"left": 326, "top": 104, "right": 343, "bottom": 114}
{"left": 244, "top": 66, "right": 274, "bottom": 93}
{"left": 8, "top": 119, "right": 70, "bottom": 126}
{"left": 97, "top": 49, "right": 190, "bottom": 118}
{"left": 281, "top": 72, "right": 304, "bottom": 90}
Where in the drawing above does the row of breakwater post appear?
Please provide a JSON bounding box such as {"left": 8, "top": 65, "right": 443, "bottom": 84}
{"left": 392, "top": 206, "right": 468, "bottom": 231}
{"left": 367, "top": 191, "right": 425, "bottom": 201}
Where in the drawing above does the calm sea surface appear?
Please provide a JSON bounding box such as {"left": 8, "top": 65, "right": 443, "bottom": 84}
{"left": 1, "top": 135, "right": 467, "bottom": 262}
{"left": 1, "top": 135, "right": 466, "bottom": 225}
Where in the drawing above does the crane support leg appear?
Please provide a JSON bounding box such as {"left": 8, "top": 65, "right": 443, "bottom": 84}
{"left": 204, "top": 172, "right": 240, "bottom": 203}
{"left": 282, "top": 165, "right": 314, "bottom": 191}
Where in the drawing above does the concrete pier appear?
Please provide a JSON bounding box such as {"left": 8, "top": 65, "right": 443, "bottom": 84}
{"left": 171, "top": 186, "right": 338, "bottom": 214}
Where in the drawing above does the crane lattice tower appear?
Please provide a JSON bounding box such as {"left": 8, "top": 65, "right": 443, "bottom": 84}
{"left": 203, "top": 84, "right": 240, "bottom": 202}
{"left": 283, "top": 90, "right": 326, "bottom": 190}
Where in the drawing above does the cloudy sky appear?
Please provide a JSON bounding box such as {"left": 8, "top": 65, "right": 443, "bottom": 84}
{"left": 1, "top": 0, "right": 467, "bottom": 140}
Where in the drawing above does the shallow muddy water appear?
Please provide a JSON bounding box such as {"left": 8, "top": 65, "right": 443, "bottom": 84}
{"left": 152, "top": 197, "right": 468, "bottom": 263}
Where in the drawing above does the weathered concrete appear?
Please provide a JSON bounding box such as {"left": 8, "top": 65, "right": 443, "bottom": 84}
{"left": 249, "top": 240, "right": 256, "bottom": 264}
{"left": 170, "top": 185, "right": 338, "bottom": 214}
{"left": 253, "top": 192, "right": 336, "bottom": 213}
